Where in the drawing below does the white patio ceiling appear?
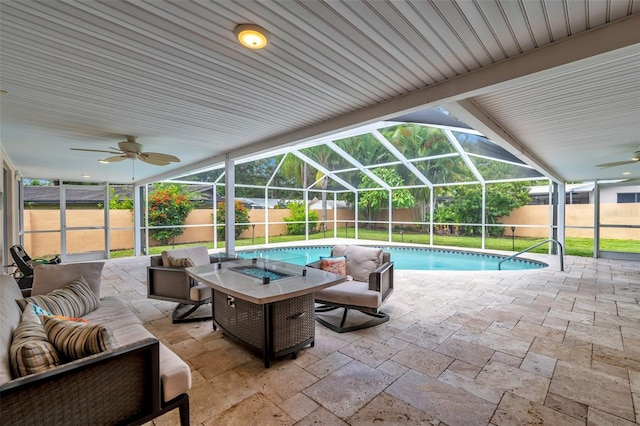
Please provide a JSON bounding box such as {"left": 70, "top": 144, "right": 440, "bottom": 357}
{"left": 1, "top": 1, "right": 639, "bottom": 184}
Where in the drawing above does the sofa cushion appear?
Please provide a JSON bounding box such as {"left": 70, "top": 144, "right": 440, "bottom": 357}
{"left": 1, "top": 275, "right": 27, "bottom": 385}
{"left": 332, "top": 245, "right": 382, "bottom": 282}
{"left": 320, "top": 256, "right": 347, "bottom": 277}
{"left": 162, "top": 246, "right": 210, "bottom": 267}
{"left": 17, "top": 277, "right": 100, "bottom": 318}
{"left": 42, "top": 316, "right": 117, "bottom": 361}
{"left": 82, "top": 296, "right": 191, "bottom": 403}
{"left": 82, "top": 297, "right": 143, "bottom": 330}
{"left": 32, "top": 261, "right": 105, "bottom": 299}
{"left": 10, "top": 302, "right": 61, "bottom": 378}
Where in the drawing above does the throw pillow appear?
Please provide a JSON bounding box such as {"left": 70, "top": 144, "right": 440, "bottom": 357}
{"left": 17, "top": 277, "right": 100, "bottom": 318}
{"left": 42, "top": 316, "right": 117, "bottom": 360}
{"left": 24, "top": 301, "right": 87, "bottom": 324}
{"left": 320, "top": 256, "right": 347, "bottom": 277}
{"left": 10, "top": 302, "right": 61, "bottom": 378}
{"left": 167, "top": 256, "right": 195, "bottom": 268}
{"left": 31, "top": 261, "right": 104, "bottom": 299}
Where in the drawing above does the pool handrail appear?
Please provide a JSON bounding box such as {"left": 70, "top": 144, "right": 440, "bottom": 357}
{"left": 499, "top": 238, "right": 564, "bottom": 271}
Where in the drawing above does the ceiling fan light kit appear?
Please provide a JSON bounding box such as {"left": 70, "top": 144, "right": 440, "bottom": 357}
{"left": 71, "top": 135, "right": 180, "bottom": 166}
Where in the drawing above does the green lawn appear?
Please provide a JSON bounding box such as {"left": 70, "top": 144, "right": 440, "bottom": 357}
{"left": 110, "top": 229, "right": 637, "bottom": 258}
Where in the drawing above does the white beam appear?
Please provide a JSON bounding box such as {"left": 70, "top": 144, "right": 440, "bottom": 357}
{"left": 444, "top": 99, "right": 562, "bottom": 182}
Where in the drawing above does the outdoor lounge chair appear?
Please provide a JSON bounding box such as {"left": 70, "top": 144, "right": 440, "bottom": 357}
{"left": 308, "top": 245, "right": 393, "bottom": 333}
{"left": 147, "top": 246, "right": 231, "bottom": 323}
{"left": 8, "top": 244, "right": 60, "bottom": 293}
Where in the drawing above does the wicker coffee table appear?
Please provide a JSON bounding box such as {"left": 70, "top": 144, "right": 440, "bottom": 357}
{"left": 187, "top": 258, "right": 343, "bottom": 367}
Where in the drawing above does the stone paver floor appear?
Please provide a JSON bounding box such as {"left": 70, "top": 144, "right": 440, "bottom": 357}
{"left": 101, "top": 249, "right": 640, "bottom": 425}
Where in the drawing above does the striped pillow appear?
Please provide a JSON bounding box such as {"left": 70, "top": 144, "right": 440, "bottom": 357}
{"left": 17, "top": 277, "right": 100, "bottom": 318}
{"left": 24, "top": 301, "right": 87, "bottom": 324}
{"left": 42, "top": 316, "right": 117, "bottom": 360}
{"left": 10, "top": 302, "right": 61, "bottom": 378}
{"left": 167, "top": 256, "right": 195, "bottom": 268}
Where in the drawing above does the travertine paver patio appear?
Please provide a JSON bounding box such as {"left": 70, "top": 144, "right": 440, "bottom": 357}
{"left": 100, "top": 249, "right": 640, "bottom": 425}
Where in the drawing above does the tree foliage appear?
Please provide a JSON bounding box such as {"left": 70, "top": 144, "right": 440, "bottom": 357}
{"left": 148, "top": 184, "right": 195, "bottom": 245}
{"left": 106, "top": 187, "right": 133, "bottom": 210}
{"left": 358, "top": 168, "right": 415, "bottom": 227}
{"left": 433, "top": 182, "right": 530, "bottom": 236}
{"left": 283, "top": 201, "right": 319, "bottom": 235}
{"left": 216, "top": 200, "right": 250, "bottom": 240}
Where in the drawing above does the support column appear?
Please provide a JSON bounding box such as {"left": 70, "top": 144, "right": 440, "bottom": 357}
{"left": 213, "top": 186, "right": 218, "bottom": 249}
{"left": 429, "top": 189, "right": 434, "bottom": 246}
{"left": 551, "top": 182, "right": 559, "bottom": 254}
{"left": 594, "top": 180, "right": 600, "bottom": 258}
{"left": 225, "top": 154, "right": 236, "bottom": 256}
{"left": 481, "top": 184, "right": 486, "bottom": 250}
{"left": 388, "top": 189, "right": 392, "bottom": 243}
{"left": 133, "top": 184, "right": 142, "bottom": 256}
{"left": 557, "top": 182, "right": 566, "bottom": 255}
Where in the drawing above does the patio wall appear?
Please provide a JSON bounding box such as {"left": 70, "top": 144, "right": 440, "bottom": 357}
{"left": 502, "top": 203, "right": 640, "bottom": 239}
{"left": 22, "top": 203, "right": 637, "bottom": 257}
{"left": 23, "top": 208, "right": 356, "bottom": 256}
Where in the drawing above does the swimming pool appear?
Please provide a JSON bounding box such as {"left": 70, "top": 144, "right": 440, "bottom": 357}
{"left": 236, "top": 245, "right": 547, "bottom": 271}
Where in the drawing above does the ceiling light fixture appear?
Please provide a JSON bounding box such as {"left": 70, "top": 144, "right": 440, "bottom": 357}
{"left": 234, "top": 24, "right": 269, "bottom": 49}
{"left": 622, "top": 171, "right": 631, "bottom": 175}
{"left": 81, "top": 174, "right": 90, "bottom": 178}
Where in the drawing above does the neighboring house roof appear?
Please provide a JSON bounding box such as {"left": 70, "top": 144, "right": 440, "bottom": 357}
{"left": 23, "top": 186, "right": 126, "bottom": 205}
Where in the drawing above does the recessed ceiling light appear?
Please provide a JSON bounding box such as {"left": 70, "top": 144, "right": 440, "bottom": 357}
{"left": 81, "top": 174, "right": 91, "bottom": 178}
{"left": 622, "top": 171, "right": 631, "bottom": 175}
{"left": 234, "top": 24, "right": 269, "bottom": 49}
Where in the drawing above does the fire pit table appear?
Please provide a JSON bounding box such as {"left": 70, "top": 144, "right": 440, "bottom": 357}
{"left": 186, "top": 258, "right": 344, "bottom": 367}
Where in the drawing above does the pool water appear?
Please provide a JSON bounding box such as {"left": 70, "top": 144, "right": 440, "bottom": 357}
{"left": 237, "top": 246, "right": 547, "bottom": 271}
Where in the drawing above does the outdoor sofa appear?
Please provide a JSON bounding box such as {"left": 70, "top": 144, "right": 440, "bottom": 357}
{"left": 0, "top": 261, "right": 191, "bottom": 425}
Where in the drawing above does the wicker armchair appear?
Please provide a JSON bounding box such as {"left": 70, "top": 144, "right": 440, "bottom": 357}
{"left": 147, "top": 246, "right": 232, "bottom": 323}
{"left": 308, "top": 245, "right": 393, "bottom": 333}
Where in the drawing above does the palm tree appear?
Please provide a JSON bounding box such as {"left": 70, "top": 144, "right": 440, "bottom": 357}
{"left": 382, "top": 124, "right": 464, "bottom": 229}
{"left": 301, "top": 145, "right": 338, "bottom": 225}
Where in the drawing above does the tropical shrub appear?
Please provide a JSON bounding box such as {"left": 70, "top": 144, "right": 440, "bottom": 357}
{"left": 216, "top": 200, "right": 250, "bottom": 240}
{"left": 148, "top": 184, "right": 195, "bottom": 245}
{"left": 433, "top": 182, "right": 530, "bottom": 237}
{"left": 283, "top": 201, "right": 318, "bottom": 235}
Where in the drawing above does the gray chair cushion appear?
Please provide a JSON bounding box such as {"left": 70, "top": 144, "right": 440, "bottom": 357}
{"left": 315, "top": 280, "right": 381, "bottom": 309}
{"left": 190, "top": 284, "right": 212, "bottom": 302}
{"left": 332, "top": 245, "right": 382, "bottom": 282}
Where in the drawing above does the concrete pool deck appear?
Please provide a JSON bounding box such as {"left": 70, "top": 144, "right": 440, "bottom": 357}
{"left": 100, "top": 244, "right": 639, "bottom": 425}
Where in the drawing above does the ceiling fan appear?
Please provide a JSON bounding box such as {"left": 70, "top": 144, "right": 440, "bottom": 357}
{"left": 596, "top": 149, "right": 640, "bottom": 168}
{"left": 71, "top": 136, "right": 180, "bottom": 166}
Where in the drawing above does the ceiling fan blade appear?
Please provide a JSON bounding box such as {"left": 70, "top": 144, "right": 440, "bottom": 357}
{"left": 141, "top": 152, "right": 180, "bottom": 163}
{"left": 595, "top": 160, "right": 638, "bottom": 168}
{"left": 71, "top": 148, "right": 121, "bottom": 154}
{"left": 139, "top": 155, "right": 171, "bottom": 166}
{"left": 100, "top": 155, "right": 127, "bottom": 163}
{"left": 140, "top": 156, "right": 169, "bottom": 166}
